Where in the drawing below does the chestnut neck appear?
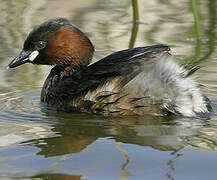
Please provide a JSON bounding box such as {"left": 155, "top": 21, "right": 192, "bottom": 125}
{"left": 45, "top": 26, "right": 94, "bottom": 72}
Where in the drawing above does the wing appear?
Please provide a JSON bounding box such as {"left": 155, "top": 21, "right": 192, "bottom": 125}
{"left": 42, "top": 44, "right": 170, "bottom": 103}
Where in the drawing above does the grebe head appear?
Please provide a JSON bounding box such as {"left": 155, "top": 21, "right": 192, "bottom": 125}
{"left": 8, "top": 18, "right": 94, "bottom": 71}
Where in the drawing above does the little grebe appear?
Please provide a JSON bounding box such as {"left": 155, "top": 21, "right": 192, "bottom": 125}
{"left": 8, "top": 18, "right": 211, "bottom": 116}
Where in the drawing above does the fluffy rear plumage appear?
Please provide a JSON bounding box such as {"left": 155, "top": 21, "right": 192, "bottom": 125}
{"left": 124, "top": 53, "right": 210, "bottom": 116}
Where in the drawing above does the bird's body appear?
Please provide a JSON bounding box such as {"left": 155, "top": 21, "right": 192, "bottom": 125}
{"left": 8, "top": 18, "right": 211, "bottom": 117}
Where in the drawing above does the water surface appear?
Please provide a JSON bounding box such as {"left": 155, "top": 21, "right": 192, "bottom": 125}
{"left": 0, "top": 0, "right": 217, "bottom": 179}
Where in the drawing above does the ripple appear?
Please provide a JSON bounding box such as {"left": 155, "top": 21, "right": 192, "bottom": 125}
{"left": 0, "top": 89, "right": 58, "bottom": 147}
{"left": 0, "top": 89, "right": 56, "bottom": 123}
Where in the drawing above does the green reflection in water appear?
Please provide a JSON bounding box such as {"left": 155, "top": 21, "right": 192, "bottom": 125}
{"left": 129, "top": 0, "right": 139, "bottom": 48}
{"left": 184, "top": 0, "right": 216, "bottom": 67}
{"left": 165, "top": 148, "right": 183, "bottom": 180}
{"left": 191, "top": 0, "right": 201, "bottom": 39}
{"left": 200, "top": 0, "right": 216, "bottom": 61}
{"left": 183, "top": 0, "right": 201, "bottom": 67}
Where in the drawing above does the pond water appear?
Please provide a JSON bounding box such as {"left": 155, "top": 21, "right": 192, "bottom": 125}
{"left": 0, "top": 0, "right": 217, "bottom": 179}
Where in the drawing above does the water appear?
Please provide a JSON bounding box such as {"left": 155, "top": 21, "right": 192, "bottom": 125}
{"left": 0, "top": 0, "right": 217, "bottom": 179}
